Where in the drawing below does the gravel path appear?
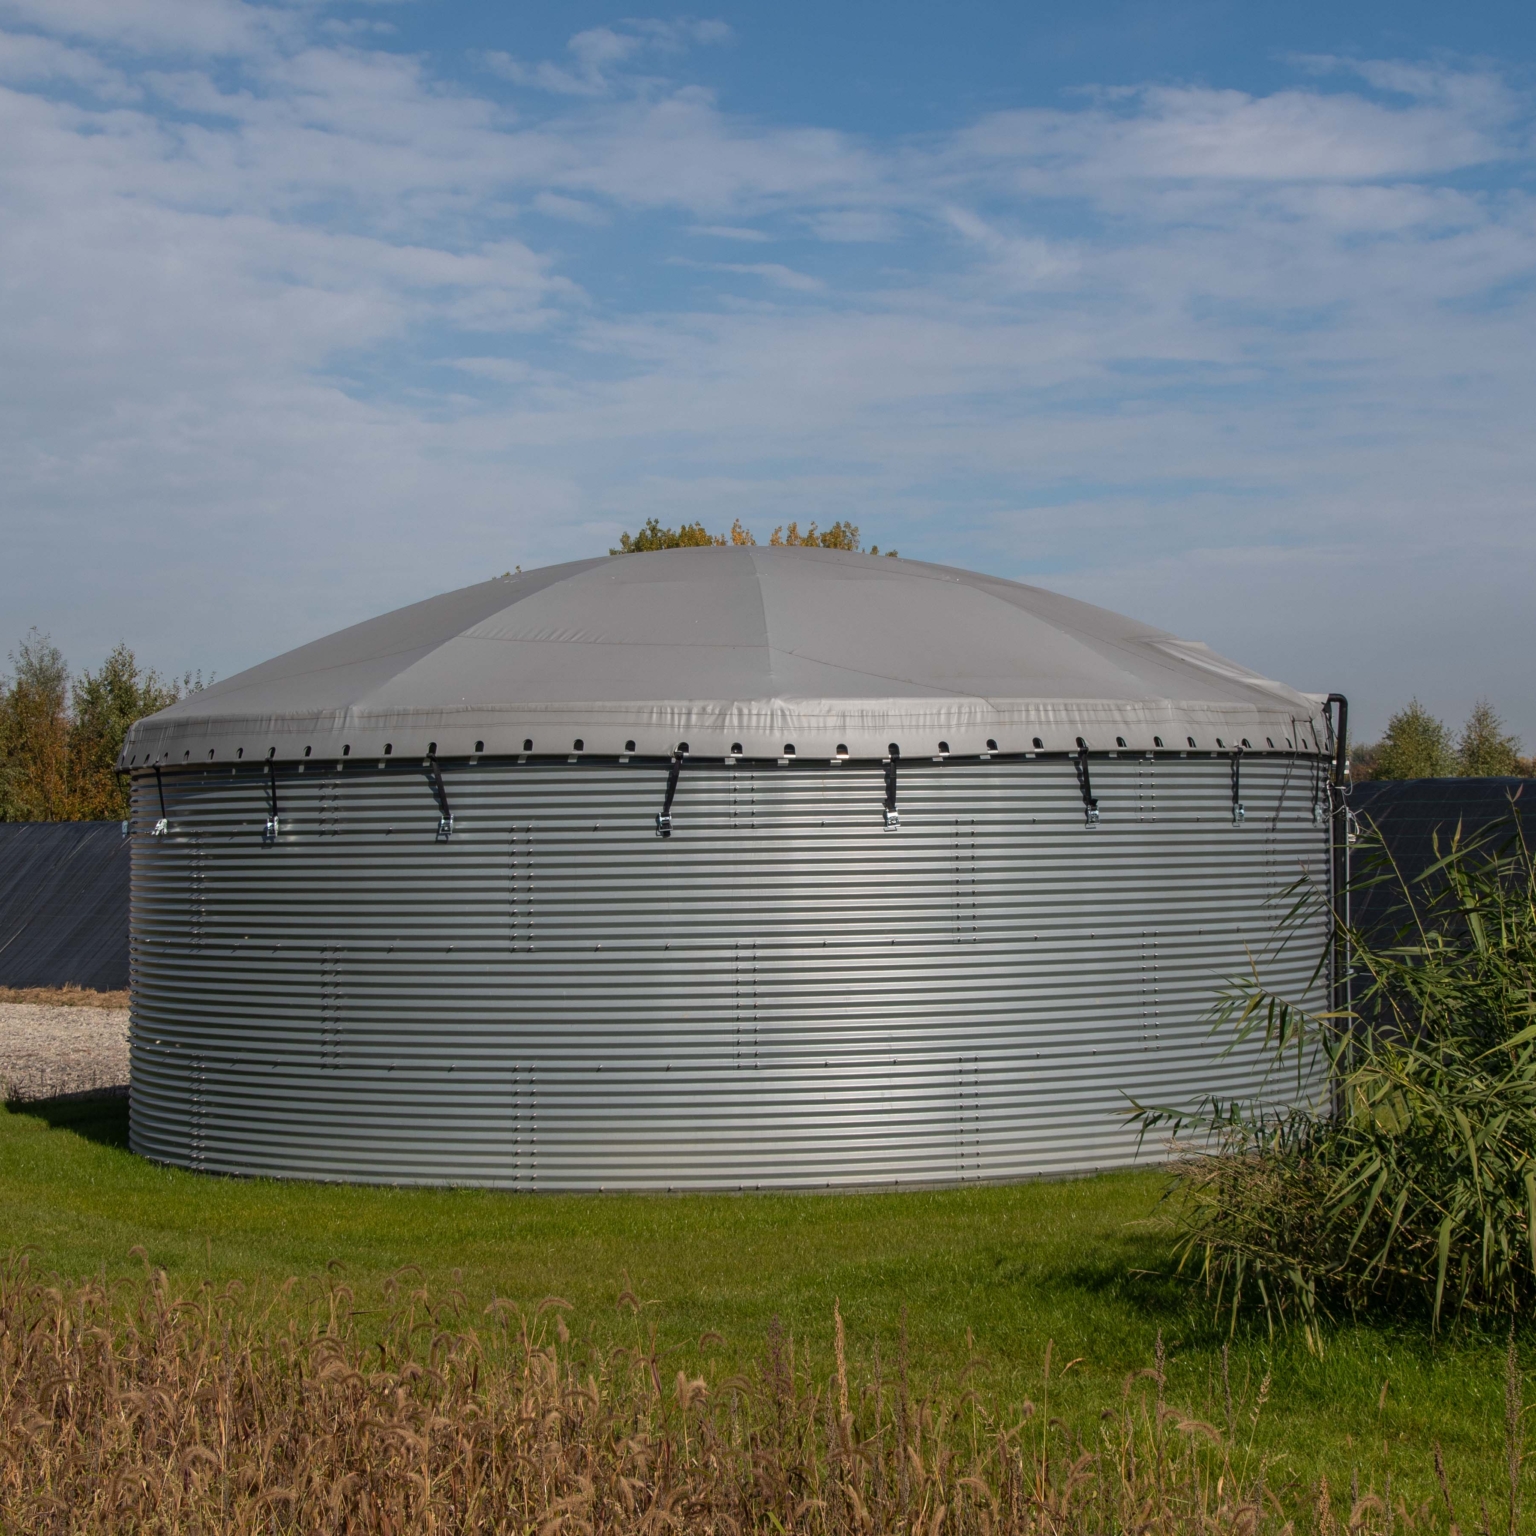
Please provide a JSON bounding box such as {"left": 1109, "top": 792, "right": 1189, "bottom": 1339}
{"left": 1, "top": 1003, "right": 130, "bottom": 1102}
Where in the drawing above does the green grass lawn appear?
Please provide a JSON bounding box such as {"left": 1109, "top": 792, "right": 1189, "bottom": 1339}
{"left": 2, "top": 1093, "right": 1521, "bottom": 1518}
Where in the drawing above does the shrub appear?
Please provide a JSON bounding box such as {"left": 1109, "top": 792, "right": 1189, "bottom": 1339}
{"left": 1373, "top": 700, "right": 1455, "bottom": 780}
{"left": 1142, "top": 804, "right": 1536, "bottom": 1340}
{"left": 1457, "top": 700, "right": 1523, "bottom": 779}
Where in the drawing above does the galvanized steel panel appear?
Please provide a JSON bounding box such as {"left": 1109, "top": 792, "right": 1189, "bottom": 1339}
{"left": 129, "top": 753, "right": 1330, "bottom": 1189}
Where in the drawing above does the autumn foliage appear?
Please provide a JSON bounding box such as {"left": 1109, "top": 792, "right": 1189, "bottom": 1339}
{"left": 611, "top": 519, "right": 894, "bottom": 556}
{"left": 0, "top": 633, "right": 187, "bottom": 822}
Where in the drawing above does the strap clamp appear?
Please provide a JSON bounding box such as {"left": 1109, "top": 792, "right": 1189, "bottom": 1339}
{"left": 1074, "top": 746, "right": 1100, "bottom": 827}
{"left": 427, "top": 758, "right": 454, "bottom": 840}
{"left": 883, "top": 759, "right": 899, "bottom": 830}
{"left": 264, "top": 760, "right": 280, "bottom": 844}
{"left": 1231, "top": 745, "right": 1246, "bottom": 826}
{"left": 152, "top": 765, "right": 169, "bottom": 837}
{"left": 656, "top": 753, "right": 683, "bottom": 837}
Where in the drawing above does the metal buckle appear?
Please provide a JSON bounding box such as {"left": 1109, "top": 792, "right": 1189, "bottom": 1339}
{"left": 263, "top": 816, "right": 279, "bottom": 845}
{"left": 1232, "top": 803, "right": 1246, "bottom": 826}
{"left": 655, "top": 812, "right": 672, "bottom": 839}
{"left": 1074, "top": 746, "right": 1100, "bottom": 827}
{"left": 883, "top": 808, "right": 900, "bottom": 831}
{"left": 437, "top": 814, "right": 454, "bottom": 842}
{"left": 153, "top": 818, "right": 169, "bottom": 837}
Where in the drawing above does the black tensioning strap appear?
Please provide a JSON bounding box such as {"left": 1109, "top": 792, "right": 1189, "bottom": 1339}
{"left": 1230, "top": 745, "right": 1246, "bottom": 826}
{"left": 263, "top": 760, "right": 280, "bottom": 844}
{"left": 1073, "top": 746, "right": 1100, "bottom": 826}
{"left": 655, "top": 754, "right": 683, "bottom": 838}
{"left": 883, "top": 759, "right": 899, "bottom": 830}
{"left": 152, "top": 765, "right": 169, "bottom": 836}
{"left": 427, "top": 758, "right": 454, "bottom": 840}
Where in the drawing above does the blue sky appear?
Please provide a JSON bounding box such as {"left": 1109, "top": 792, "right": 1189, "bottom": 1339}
{"left": 2, "top": 1, "right": 1534, "bottom": 741}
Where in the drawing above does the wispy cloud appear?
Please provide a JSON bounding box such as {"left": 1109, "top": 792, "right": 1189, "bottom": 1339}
{"left": 0, "top": 0, "right": 291, "bottom": 56}
{"left": 0, "top": 9, "right": 1532, "bottom": 738}
{"left": 689, "top": 223, "right": 770, "bottom": 241}
{"left": 533, "top": 191, "right": 609, "bottom": 225}
{"left": 483, "top": 19, "right": 731, "bottom": 98}
{"left": 804, "top": 209, "right": 901, "bottom": 242}
{"left": 669, "top": 257, "right": 825, "bottom": 291}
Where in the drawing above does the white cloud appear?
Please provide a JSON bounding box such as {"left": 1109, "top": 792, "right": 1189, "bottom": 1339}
{"left": 0, "top": 0, "right": 286, "bottom": 56}
{"left": 448, "top": 357, "right": 543, "bottom": 383}
{"left": 670, "top": 257, "right": 825, "bottom": 292}
{"left": 0, "top": 29, "right": 135, "bottom": 94}
{"left": 533, "top": 191, "right": 608, "bottom": 225}
{"left": 0, "top": 9, "right": 1533, "bottom": 741}
{"left": 948, "top": 74, "right": 1513, "bottom": 190}
{"left": 689, "top": 223, "right": 769, "bottom": 241}
{"left": 483, "top": 18, "right": 731, "bottom": 98}
{"left": 804, "top": 208, "right": 901, "bottom": 242}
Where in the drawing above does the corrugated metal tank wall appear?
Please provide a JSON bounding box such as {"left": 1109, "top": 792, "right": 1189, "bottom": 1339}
{"left": 128, "top": 753, "right": 1330, "bottom": 1189}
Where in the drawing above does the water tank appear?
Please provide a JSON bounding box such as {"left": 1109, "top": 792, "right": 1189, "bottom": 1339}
{"left": 122, "top": 546, "right": 1333, "bottom": 1188}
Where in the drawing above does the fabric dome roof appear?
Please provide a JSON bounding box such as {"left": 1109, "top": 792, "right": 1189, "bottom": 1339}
{"left": 122, "top": 547, "right": 1330, "bottom": 765}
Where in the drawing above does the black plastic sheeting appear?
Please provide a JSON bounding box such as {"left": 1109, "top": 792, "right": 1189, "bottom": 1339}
{"left": 1346, "top": 777, "right": 1530, "bottom": 941}
{"left": 0, "top": 821, "right": 129, "bottom": 990}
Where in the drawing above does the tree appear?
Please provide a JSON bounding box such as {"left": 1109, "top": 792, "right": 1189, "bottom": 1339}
{"left": 1348, "top": 739, "right": 1381, "bottom": 781}
{"left": 1372, "top": 699, "right": 1455, "bottom": 780}
{"left": 67, "top": 644, "right": 182, "bottom": 819}
{"left": 0, "top": 637, "right": 188, "bottom": 821}
{"left": 610, "top": 517, "right": 896, "bottom": 555}
{"left": 1456, "top": 698, "right": 1522, "bottom": 778}
{"left": 0, "top": 631, "right": 71, "bottom": 820}
{"left": 769, "top": 520, "right": 863, "bottom": 550}
{"left": 610, "top": 518, "right": 723, "bottom": 553}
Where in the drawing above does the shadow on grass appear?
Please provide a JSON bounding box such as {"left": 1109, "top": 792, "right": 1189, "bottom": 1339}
{"left": 8, "top": 1092, "right": 130, "bottom": 1150}
{"left": 1000, "top": 1222, "right": 1196, "bottom": 1327}
{"left": 1061, "top": 1253, "right": 1190, "bottom": 1306}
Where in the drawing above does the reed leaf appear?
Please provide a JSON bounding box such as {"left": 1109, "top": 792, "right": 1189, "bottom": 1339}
{"left": 1140, "top": 799, "right": 1536, "bottom": 1334}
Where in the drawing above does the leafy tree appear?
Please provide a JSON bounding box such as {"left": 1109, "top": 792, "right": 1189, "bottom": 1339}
{"left": 1347, "top": 740, "right": 1380, "bottom": 781}
{"left": 0, "top": 637, "right": 188, "bottom": 821}
{"left": 611, "top": 517, "right": 896, "bottom": 555}
{"left": 0, "top": 631, "right": 70, "bottom": 821}
{"left": 610, "top": 518, "right": 723, "bottom": 553}
{"left": 769, "top": 519, "right": 864, "bottom": 550}
{"left": 1372, "top": 699, "right": 1455, "bottom": 780}
{"left": 67, "top": 643, "right": 182, "bottom": 819}
{"left": 1456, "top": 698, "right": 1522, "bottom": 778}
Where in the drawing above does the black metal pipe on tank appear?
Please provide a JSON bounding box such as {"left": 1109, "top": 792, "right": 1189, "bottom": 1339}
{"left": 1326, "top": 692, "right": 1352, "bottom": 1067}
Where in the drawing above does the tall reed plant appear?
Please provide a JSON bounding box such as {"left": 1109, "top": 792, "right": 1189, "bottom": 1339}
{"left": 1142, "top": 801, "right": 1536, "bottom": 1341}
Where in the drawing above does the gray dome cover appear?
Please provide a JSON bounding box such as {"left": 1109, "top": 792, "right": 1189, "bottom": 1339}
{"left": 123, "top": 547, "right": 1328, "bottom": 765}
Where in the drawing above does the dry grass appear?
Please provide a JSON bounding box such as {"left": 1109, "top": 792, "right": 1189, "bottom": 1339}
{"left": 1, "top": 1255, "right": 1513, "bottom": 1535}
{"left": 0, "top": 984, "right": 128, "bottom": 1008}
